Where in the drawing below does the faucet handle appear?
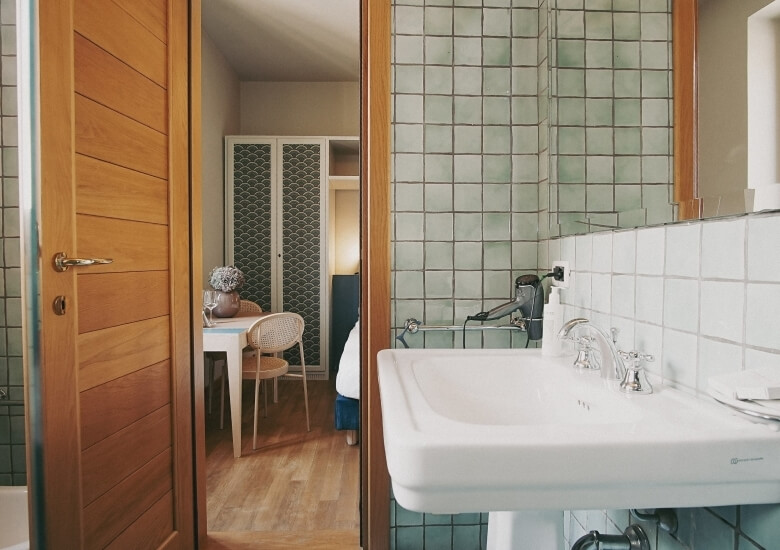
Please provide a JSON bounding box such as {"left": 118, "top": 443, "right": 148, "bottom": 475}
{"left": 619, "top": 350, "right": 654, "bottom": 369}
{"left": 618, "top": 350, "right": 654, "bottom": 394}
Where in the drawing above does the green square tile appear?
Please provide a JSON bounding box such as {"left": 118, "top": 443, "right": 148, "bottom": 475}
{"left": 396, "top": 526, "right": 424, "bottom": 549}
{"left": 453, "top": 155, "right": 482, "bottom": 182}
{"left": 641, "top": 12, "right": 668, "bottom": 40}
{"left": 613, "top": 12, "right": 640, "bottom": 40}
{"left": 613, "top": 41, "right": 640, "bottom": 69}
{"left": 511, "top": 96, "right": 536, "bottom": 124}
{"left": 614, "top": 156, "right": 640, "bottom": 183}
{"left": 641, "top": 98, "right": 669, "bottom": 126}
{"left": 484, "top": 67, "right": 511, "bottom": 95}
{"left": 512, "top": 154, "right": 538, "bottom": 182}
{"left": 483, "top": 37, "right": 511, "bottom": 66}
{"left": 425, "top": 37, "right": 453, "bottom": 65}
{"left": 586, "top": 155, "right": 614, "bottom": 182}
{"left": 395, "top": 65, "right": 424, "bottom": 94}
{"left": 586, "top": 127, "right": 613, "bottom": 154}
{"left": 641, "top": 156, "right": 669, "bottom": 183}
{"left": 453, "top": 525, "right": 481, "bottom": 550}
{"left": 454, "top": 7, "right": 482, "bottom": 35}
{"left": 512, "top": 212, "right": 538, "bottom": 240}
{"left": 641, "top": 70, "right": 669, "bottom": 98}
{"left": 425, "top": 242, "right": 454, "bottom": 269}
{"left": 586, "top": 69, "right": 613, "bottom": 97}
{"left": 424, "top": 96, "right": 453, "bottom": 124}
{"left": 454, "top": 37, "right": 482, "bottom": 66}
{"left": 454, "top": 212, "right": 483, "bottom": 240}
{"left": 454, "top": 242, "right": 483, "bottom": 269}
{"left": 557, "top": 68, "right": 585, "bottom": 97}
{"left": 613, "top": 0, "right": 639, "bottom": 10}
{"left": 483, "top": 155, "right": 512, "bottom": 183}
{"left": 484, "top": 183, "right": 511, "bottom": 210}
{"left": 585, "top": 11, "right": 612, "bottom": 39}
{"left": 615, "top": 184, "right": 642, "bottom": 211}
{"left": 395, "top": 124, "right": 424, "bottom": 153}
{"left": 485, "top": 0, "right": 511, "bottom": 6}
{"left": 512, "top": 182, "right": 538, "bottom": 211}
{"left": 642, "top": 0, "right": 669, "bottom": 11}
{"left": 642, "top": 127, "right": 670, "bottom": 155}
{"left": 425, "top": 124, "right": 453, "bottom": 154}
{"left": 558, "top": 97, "right": 585, "bottom": 124}
{"left": 741, "top": 503, "right": 780, "bottom": 549}
{"left": 394, "top": 271, "right": 424, "bottom": 298}
{"left": 454, "top": 66, "right": 483, "bottom": 95}
{"left": 558, "top": 127, "right": 585, "bottom": 154}
{"left": 558, "top": 183, "right": 586, "bottom": 210}
{"left": 394, "top": 6, "right": 424, "bottom": 35}
{"left": 453, "top": 183, "right": 483, "bottom": 210}
{"left": 512, "top": 125, "right": 538, "bottom": 154}
{"left": 512, "top": 67, "right": 537, "bottom": 95}
{"left": 424, "top": 183, "right": 453, "bottom": 212}
{"left": 614, "top": 127, "right": 641, "bottom": 154}
{"left": 585, "top": 98, "right": 613, "bottom": 125}
{"left": 614, "top": 98, "right": 640, "bottom": 126}
{"left": 395, "top": 94, "right": 424, "bottom": 124}
{"left": 394, "top": 155, "right": 424, "bottom": 184}
{"left": 484, "top": 212, "right": 511, "bottom": 239}
{"left": 454, "top": 125, "right": 482, "bottom": 154}
{"left": 513, "top": 8, "right": 539, "bottom": 37}
{"left": 454, "top": 271, "right": 483, "bottom": 298}
{"left": 557, "top": 39, "right": 585, "bottom": 68}
{"left": 485, "top": 96, "right": 511, "bottom": 123}
{"left": 586, "top": 41, "right": 613, "bottom": 68}
{"left": 512, "top": 38, "right": 538, "bottom": 66}
{"left": 425, "top": 7, "right": 453, "bottom": 35}
{"left": 425, "top": 212, "right": 454, "bottom": 240}
{"left": 587, "top": 184, "right": 614, "bottom": 211}
{"left": 395, "top": 35, "right": 424, "bottom": 64}
{"left": 454, "top": 96, "right": 482, "bottom": 124}
{"left": 424, "top": 154, "right": 453, "bottom": 182}
{"left": 483, "top": 126, "right": 511, "bottom": 154}
{"left": 558, "top": 155, "right": 585, "bottom": 183}
{"left": 424, "top": 513, "right": 454, "bottom": 526}
{"left": 585, "top": 0, "right": 612, "bottom": 8}
{"left": 425, "top": 66, "right": 453, "bottom": 95}
{"left": 556, "top": 9, "right": 584, "bottom": 38}
{"left": 484, "top": 8, "right": 512, "bottom": 36}
{"left": 641, "top": 41, "right": 669, "bottom": 70}
{"left": 484, "top": 241, "right": 512, "bottom": 269}
{"left": 614, "top": 70, "right": 641, "bottom": 97}
{"left": 455, "top": 0, "right": 481, "bottom": 4}
{"left": 395, "top": 242, "right": 424, "bottom": 270}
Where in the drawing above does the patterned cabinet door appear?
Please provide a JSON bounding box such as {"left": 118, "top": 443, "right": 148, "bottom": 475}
{"left": 279, "top": 140, "right": 325, "bottom": 369}
{"left": 228, "top": 139, "right": 275, "bottom": 313}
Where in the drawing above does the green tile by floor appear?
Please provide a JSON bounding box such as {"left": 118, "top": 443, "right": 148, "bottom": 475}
{"left": 558, "top": 183, "right": 586, "bottom": 211}
{"left": 587, "top": 184, "right": 614, "bottom": 211}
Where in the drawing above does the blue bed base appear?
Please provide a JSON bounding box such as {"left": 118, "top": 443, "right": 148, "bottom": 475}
{"left": 334, "top": 393, "right": 359, "bottom": 431}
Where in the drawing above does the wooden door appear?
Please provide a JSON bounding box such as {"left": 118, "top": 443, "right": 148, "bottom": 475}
{"left": 35, "top": 0, "right": 194, "bottom": 548}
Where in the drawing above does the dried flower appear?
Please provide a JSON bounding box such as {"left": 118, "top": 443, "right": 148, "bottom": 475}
{"left": 209, "top": 265, "right": 245, "bottom": 292}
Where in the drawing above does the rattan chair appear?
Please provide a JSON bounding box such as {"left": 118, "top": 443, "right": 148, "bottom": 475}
{"left": 241, "top": 312, "right": 310, "bottom": 449}
{"left": 238, "top": 299, "right": 263, "bottom": 314}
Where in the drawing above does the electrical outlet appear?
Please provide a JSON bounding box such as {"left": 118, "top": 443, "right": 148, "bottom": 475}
{"left": 551, "top": 260, "right": 569, "bottom": 288}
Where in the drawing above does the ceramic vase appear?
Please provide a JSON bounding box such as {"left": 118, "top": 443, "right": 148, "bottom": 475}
{"left": 212, "top": 290, "right": 240, "bottom": 318}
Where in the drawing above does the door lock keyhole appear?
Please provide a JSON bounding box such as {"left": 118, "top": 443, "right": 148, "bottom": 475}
{"left": 53, "top": 295, "right": 67, "bottom": 315}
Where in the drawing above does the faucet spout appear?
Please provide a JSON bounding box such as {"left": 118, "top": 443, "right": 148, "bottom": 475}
{"left": 558, "top": 318, "right": 627, "bottom": 381}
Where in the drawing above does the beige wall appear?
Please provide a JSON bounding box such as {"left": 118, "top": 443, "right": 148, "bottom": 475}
{"left": 239, "top": 82, "right": 359, "bottom": 136}
{"left": 334, "top": 190, "right": 360, "bottom": 275}
{"left": 202, "top": 31, "right": 241, "bottom": 286}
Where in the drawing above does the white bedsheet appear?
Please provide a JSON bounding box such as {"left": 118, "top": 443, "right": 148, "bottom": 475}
{"left": 335, "top": 320, "right": 360, "bottom": 400}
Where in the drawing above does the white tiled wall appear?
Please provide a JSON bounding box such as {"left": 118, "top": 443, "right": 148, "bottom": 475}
{"left": 547, "top": 211, "right": 780, "bottom": 549}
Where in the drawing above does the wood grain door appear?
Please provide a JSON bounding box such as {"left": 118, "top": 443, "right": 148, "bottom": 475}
{"left": 35, "top": 0, "right": 194, "bottom": 548}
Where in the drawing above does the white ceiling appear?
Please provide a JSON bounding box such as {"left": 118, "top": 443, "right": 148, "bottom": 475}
{"left": 202, "top": 0, "right": 360, "bottom": 82}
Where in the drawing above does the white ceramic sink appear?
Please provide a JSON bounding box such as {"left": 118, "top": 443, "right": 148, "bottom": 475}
{"left": 377, "top": 348, "right": 780, "bottom": 515}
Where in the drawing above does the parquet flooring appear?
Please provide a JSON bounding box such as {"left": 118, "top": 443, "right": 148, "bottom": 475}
{"left": 205, "top": 377, "right": 360, "bottom": 543}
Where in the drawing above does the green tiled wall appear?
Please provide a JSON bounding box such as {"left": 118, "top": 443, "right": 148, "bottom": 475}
{"left": 0, "top": 0, "right": 24, "bottom": 487}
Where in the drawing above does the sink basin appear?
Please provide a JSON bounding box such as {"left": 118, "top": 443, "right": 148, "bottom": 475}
{"left": 377, "top": 348, "right": 780, "bottom": 514}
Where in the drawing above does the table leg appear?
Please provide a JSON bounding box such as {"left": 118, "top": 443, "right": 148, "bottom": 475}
{"left": 226, "top": 345, "right": 242, "bottom": 457}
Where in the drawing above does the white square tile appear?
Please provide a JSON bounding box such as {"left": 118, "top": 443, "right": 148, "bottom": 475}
{"left": 611, "top": 274, "right": 635, "bottom": 318}
{"left": 663, "top": 278, "right": 699, "bottom": 333}
{"left": 698, "top": 337, "right": 743, "bottom": 393}
{"left": 636, "top": 226, "right": 665, "bottom": 275}
{"left": 635, "top": 276, "right": 664, "bottom": 325}
{"left": 612, "top": 230, "right": 636, "bottom": 274}
{"left": 662, "top": 328, "right": 698, "bottom": 389}
{"left": 745, "top": 348, "right": 780, "bottom": 370}
{"left": 591, "top": 272, "right": 612, "bottom": 314}
{"left": 592, "top": 232, "right": 613, "bottom": 273}
{"left": 701, "top": 218, "right": 745, "bottom": 280}
{"left": 573, "top": 271, "right": 592, "bottom": 310}
{"left": 561, "top": 235, "right": 576, "bottom": 267}
{"left": 700, "top": 281, "right": 744, "bottom": 343}
{"left": 747, "top": 215, "right": 780, "bottom": 282}
{"left": 576, "top": 233, "right": 593, "bottom": 272}
{"left": 665, "top": 222, "right": 700, "bottom": 278}
{"left": 610, "top": 317, "right": 635, "bottom": 352}
{"left": 635, "top": 322, "right": 663, "bottom": 376}
{"left": 745, "top": 283, "right": 780, "bottom": 351}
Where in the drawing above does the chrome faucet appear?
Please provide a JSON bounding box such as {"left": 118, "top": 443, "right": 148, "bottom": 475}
{"left": 557, "top": 318, "right": 627, "bottom": 381}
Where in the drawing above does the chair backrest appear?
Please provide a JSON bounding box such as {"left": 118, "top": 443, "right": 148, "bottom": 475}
{"left": 239, "top": 300, "right": 263, "bottom": 314}
{"left": 247, "top": 312, "right": 304, "bottom": 354}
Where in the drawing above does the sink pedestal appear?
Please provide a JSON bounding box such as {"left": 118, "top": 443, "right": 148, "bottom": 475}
{"left": 486, "top": 510, "right": 563, "bottom": 550}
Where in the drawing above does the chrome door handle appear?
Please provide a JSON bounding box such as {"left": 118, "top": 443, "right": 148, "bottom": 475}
{"left": 53, "top": 252, "right": 114, "bottom": 272}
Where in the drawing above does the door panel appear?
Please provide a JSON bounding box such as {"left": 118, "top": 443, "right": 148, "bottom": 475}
{"left": 37, "top": 0, "right": 193, "bottom": 548}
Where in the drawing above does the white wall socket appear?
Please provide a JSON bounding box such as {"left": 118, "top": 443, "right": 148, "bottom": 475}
{"left": 551, "top": 260, "right": 569, "bottom": 288}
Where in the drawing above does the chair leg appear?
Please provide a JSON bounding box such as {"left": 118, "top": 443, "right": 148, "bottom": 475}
{"left": 273, "top": 377, "right": 279, "bottom": 403}
{"left": 219, "top": 366, "right": 226, "bottom": 430}
{"left": 253, "top": 377, "right": 261, "bottom": 450}
{"left": 263, "top": 380, "right": 268, "bottom": 418}
{"left": 300, "top": 343, "right": 310, "bottom": 432}
{"left": 206, "top": 356, "right": 214, "bottom": 414}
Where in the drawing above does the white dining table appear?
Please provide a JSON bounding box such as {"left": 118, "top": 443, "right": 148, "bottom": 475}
{"left": 203, "top": 313, "right": 266, "bottom": 457}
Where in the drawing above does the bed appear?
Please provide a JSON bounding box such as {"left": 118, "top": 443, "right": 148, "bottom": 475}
{"left": 335, "top": 319, "right": 360, "bottom": 445}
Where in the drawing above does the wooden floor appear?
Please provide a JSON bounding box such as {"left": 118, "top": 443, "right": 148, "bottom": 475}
{"left": 204, "top": 376, "right": 360, "bottom": 548}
